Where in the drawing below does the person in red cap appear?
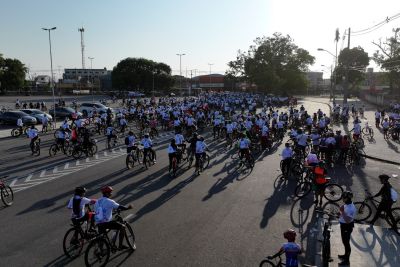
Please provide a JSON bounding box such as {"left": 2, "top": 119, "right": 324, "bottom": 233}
{"left": 94, "top": 186, "right": 134, "bottom": 250}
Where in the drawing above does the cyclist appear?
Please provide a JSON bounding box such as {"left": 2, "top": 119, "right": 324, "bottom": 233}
{"left": 167, "top": 139, "right": 178, "bottom": 173}
{"left": 339, "top": 135, "right": 350, "bottom": 164}
{"left": 141, "top": 133, "right": 156, "bottom": 164}
{"left": 41, "top": 115, "right": 49, "bottom": 132}
{"left": 295, "top": 129, "right": 308, "bottom": 156}
{"left": 106, "top": 124, "right": 118, "bottom": 148}
{"left": 368, "top": 174, "right": 398, "bottom": 233}
{"left": 27, "top": 125, "right": 39, "bottom": 155}
{"left": 195, "top": 135, "right": 207, "bottom": 169}
{"left": 175, "top": 131, "right": 186, "bottom": 153}
{"left": 56, "top": 128, "right": 67, "bottom": 151}
{"left": 281, "top": 143, "right": 293, "bottom": 177}
{"left": 338, "top": 191, "right": 356, "bottom": 266}
{"left": 237, "top": 133, "right": 251, "bottom": 160}
{"left": 382, "top": 118, "right": 390, "bottom": 137}
{"left": 67, "top": 187, "right": 96, "bottom": 230}
{"left": 126, "top": 131, "right": 137, "bottom": 154}
{"left": 351, "top": 120, "right": 361, "bottom": 141}
{"left": 268, "top": 229, "right": 302, "bottom": 267}
{"left": 187, "top": 132, "right": 198, "bottom": 161}
{"left": 306, "top": 149, "right": 319, "bottom": 166}
{"left": 94, "top": 186, "right": 133, "bottom": 250}
{"left": 312, "top": 160, "right": 328, "bottom": 205}
{"left": 375, "top": 110, "right": 381, "bottom": 127}
{"left": 17, "top": 117, "right": 24, "bottom": 133}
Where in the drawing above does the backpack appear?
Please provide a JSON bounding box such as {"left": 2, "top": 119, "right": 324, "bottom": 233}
{"left": 391, "top": 187, "right": 398, "bottom": 202}
{"left": 125, "top": 136, "right": 129, "bottom": 145}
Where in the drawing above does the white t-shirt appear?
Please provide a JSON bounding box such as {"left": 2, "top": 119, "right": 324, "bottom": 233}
{"left": 306, "top": 153, "right": 319, "bottom": 164}
{"left": 94, "top": 197, "right": 119, "bottom": 224}
{"left": 67, "top": 196, "right": 92, "bottom": 219}
{"left": 339, "top": 203, "right": 356, "bottom": 224}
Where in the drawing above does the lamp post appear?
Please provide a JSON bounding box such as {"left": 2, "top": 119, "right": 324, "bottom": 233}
{"left": 176, "top": 53, "right": 185, "bottom": 91}
{"left": 321, "top": 64, "right": 333, "bottom": 98}
{"left": 88, "top": 56, "right": 94, "bottom": 102}
{"left": 208, "top": 63, "right": 213, "bottom": 91}
{"left": 42, "top": 27, "right": 57, "bottom": 127}
{"left": 318, "top": 48, "right": 338, "bottom": 102}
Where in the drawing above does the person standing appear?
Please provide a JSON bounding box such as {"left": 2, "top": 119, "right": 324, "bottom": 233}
{"left": 338, "top": 191, "right": 356, "bottom": 266}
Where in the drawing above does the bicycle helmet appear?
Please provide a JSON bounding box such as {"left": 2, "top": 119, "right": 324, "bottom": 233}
{"left": 342, "top": 191, "right": 353, "bottom": 199}
{"left": 283, "top": 229, "right": 297, "bottom": 242}
{"left": 75, "top": 186, "right": 87, "bottom": 195}
{"left": 101, "top": 185, "right": 113, "bottom": 194}
{"left": 378, "top": 174, "right": 390, "bottom": 181}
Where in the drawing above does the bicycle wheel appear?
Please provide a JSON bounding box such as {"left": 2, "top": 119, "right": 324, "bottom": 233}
{"left": 126, "top": 154, "right": 135, "bottom": 169}
{"left": 137, "top": 150, "right": 144, "bottom": 163}
{"left": 66, "top": 145, "right": 74, "bottom": 157}
{"left": 91, "top": 144, "right": 98, "bottom": 154}
{"left": 63, "top": 228, "right": 85, "bottom": 258}
{"left": 124, "top": 223, "right": 136, "bottom": 251}
{"left": 49, "top": 144, "right": 58, "bottom": 157}
{"left": 259, "top": 259, "right": 275, "bottom": 267}
{"left": 294, "top": 181, "right": 312, "bottom": 198}
{"left": 353, "top": 202, "right": 372, "bottom": 222}
{"left": 389, "top": 207, "right": 400, "bottom": 229}
{"left": 72, "top": 148, "right": 82, "bottom": 159}
{"left": 203, "top": 154, "right": 210, "bottom": 169}
{"left": 84, "top": 237, "right": 110, "bottom": 267}
{"left": 362, "top": 127, "right": 369, "bottom": 136}
{"left": 33, "top": 143, "right": 40, "bottom": 156}
{"left": 1, "top": 185, "right": 14, "bottom": 206}
{"left": 11, "top": 128, "right": 21, "bottom": 137}
{"left": 323, "top": 183, "right": 343, "bottom": 202}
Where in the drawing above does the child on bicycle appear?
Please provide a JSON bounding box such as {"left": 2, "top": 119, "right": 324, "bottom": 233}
{"left": 312, "top": 160, "right": 328, "bottom": 206}
{"left": 268, "top": 229, "right": 302, "bottom": 267}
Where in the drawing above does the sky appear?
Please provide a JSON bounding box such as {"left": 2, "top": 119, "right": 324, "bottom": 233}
{"left": 0, "top": 0, "right": 399, "bottom": 80}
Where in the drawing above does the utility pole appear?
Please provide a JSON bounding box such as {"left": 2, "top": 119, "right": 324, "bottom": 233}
{"left": 343, "top": 27, "right": 351, "bottom": 104}
{"left": 176, "top": 53, "right": 185, "bottom": 91}
{"left": 78, "top": 28, "right": 85, "bottom": 69}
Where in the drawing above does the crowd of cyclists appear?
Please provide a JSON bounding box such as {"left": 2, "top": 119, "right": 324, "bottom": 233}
{"left": 7, "top": 92, "right": 400, "bottom": 266}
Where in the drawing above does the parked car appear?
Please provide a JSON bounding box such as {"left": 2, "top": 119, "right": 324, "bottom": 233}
{"left": 21, "top": 109, "right": 53, "bottom": 124}
{"left": 48, "top": 107, "right": 82, "bottom": 120}
{"left": 0, "top": 111, "right": 37, "bottom": 126}
{"left": 78, "top": 102, "right": 113, "bottom": 117}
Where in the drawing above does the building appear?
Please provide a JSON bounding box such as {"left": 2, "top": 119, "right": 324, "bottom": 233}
{"left": 35, "top": 75, "right": 51, "bottom": 86}
{"left": 305, "top": 72, "right": 324, "bottom": 94}
{"left": 59, "top": 68, "right": 112, "bottom": 92}
{"left": 191, "top": 74, "right": 226, "bottom": 91}
{"left": 63, "top": 68, "right": 109, "bottom": 81}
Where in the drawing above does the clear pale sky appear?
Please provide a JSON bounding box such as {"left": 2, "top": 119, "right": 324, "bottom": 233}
{"left": 1, "top": 0, "right": 399, "bottom": 79}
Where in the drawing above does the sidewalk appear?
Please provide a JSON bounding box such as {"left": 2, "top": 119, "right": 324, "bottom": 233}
{"left": 328, "top": 222, "right": 400, "bottom": 267}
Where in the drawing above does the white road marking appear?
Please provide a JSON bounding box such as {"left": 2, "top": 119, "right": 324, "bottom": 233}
{"left": 9, "top": 178, "right": 18, "bottom": 187}
{"left": 76, "top": 160, "right": 80, "bottom": 166}
{"left": 39, "top": 170, "right": 47, "bottom": 178}
{"left": 25, "top": 174, "right": 33, "bottom": 182}
{"left": 64, "top": 163, "right": 69, "bottom": 169}
{"left": 123, "top": 214, "right": 134, "bottom": 221}
{"left": 53, "top": 166, "right": 58, "bottom": 173}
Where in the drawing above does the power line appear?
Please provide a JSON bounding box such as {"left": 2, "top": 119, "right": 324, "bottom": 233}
{"left": 347, "top": 12, "right": 400, "bottom": 37}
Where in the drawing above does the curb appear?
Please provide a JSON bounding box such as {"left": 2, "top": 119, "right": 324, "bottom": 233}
{"left": 314, "top": 216, "right": 324, "bottom": 267}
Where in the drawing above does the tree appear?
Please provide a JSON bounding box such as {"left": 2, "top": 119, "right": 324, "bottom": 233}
{"left": 112, "top": 57, "right": 174, "bottom": 94}
{"left": 334, "top": 46, "right": 369, "bottom": 95}
{"left": 372, "top": 28, "right": 400, "bottom": 95}
{"left": 0, "top": 54, "right": 27, "bottom": 94}
{"left": 226, "top": 33, "right": 315, "bottom": 94}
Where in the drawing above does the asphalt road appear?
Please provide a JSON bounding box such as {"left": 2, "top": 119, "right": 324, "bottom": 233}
{"left": 0, "top": 97, "right": 399, "bottom": 267}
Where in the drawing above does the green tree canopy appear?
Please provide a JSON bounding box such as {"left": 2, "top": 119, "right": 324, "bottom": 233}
{"left": 112, "top": 57, "right": 174, "bottom": 94}
{"left": 0, "top": 53, "right": 27, "bottom": 94}
{"left": 372, "top": 29, "right": 400, "bottom": 94}
{"left": 226, "top": 33, "right": 315, "bottom": 94}
{"left": 334, "top": 46, "right": 369, "bottom": 90}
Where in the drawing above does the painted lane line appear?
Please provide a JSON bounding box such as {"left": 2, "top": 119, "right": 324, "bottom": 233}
{"left": 85, "top": 158, "right": 90, "bottom": 163}
{"left": 39, "top": 170, "right": 47, "bottom": 178}
{"left": 64, "top": 162, "right": 69, "bottom": 170}
{"left": 25, "top": 174, "right": 33, "bottom": 182}
{"left": 76, "top": 160, "right": 80, "bottom": 166}
{"left": 104, "top": 152, "right": 108, "bottom": 156}
{"left": 9, "top": 178, "right": 19, "bottom": 187}
{"left": 95, "top": 154, "right": 99, "bottom": 159}
{"left": 53, "top": 166, "right": 58, "bottom": 173}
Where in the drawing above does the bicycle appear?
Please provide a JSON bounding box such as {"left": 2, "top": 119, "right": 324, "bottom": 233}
{"left": 294, "top": 176, "right": 343, "bottom": 202}
{"left": 49, "top": 140, "right": 69, "bottom": 156}
{"left": 353, "top": 189, "right": 400, "bottom": 229}
{"left": 259, "top": 253, "right": 316, "bottom": 267}
{"left": 316, "top": 209, "right": 338, "bottom": 267}
{"left": 63, "top": 211, "right": 97, "bottom": 258}
{"left": 195, "top": 152, "right": 210, "bottom": 175}
{"left": 31, "top": 138, "right": 41, "bottom": 156}
{"left": 362, "top": 122, "right": 374, "bottom": 138}
{"left": 11, "top": 126, "right": 28, "bottom": 137}
{"left": 84, "top": 210, "right": 136, "bottom": 267}
{"left": 0, "top": 176, "right": 14, "bottom": 206}
{"left": 143, "top": 147, "right": 156, "bottom": 170}
{"left": 125, "top": 146, "right": 141, "bottom": 169}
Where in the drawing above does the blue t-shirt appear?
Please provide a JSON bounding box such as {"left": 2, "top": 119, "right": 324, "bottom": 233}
{"left": 282, "top": 242, "right": 301, "bottom": 267}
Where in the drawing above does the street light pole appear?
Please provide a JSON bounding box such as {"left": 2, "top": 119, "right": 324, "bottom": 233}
{"left": 42, "top": 27, "right": 57, "bottom": 127}
{"left": 208, "top": 63, "right": 213, "bottom": 91}
{"left": 176, "top": 53, "right": 186, "bottom": 92}
{"left": 88, "top": 57, "right": 94, "bottom": 102}
{"left": 318, "top": 48, "right": 337, "bottom": 102}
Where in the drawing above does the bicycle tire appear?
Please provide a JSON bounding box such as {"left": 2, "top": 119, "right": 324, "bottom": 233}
{"left": 63, "top": 227, "right": 85, "bottom": 258}
{"left": 84, "top": 237, "right": 110, "bottom": 267}
{"left": 389, "top": 207, "right": 400, "bottom": 229}
{"left": 49, "top": 144, "right": 58, "bottom": 157}
{"left": 259, "top": 259, "right": 276, "bottom": 267}
{"left": 323, "top": 183, "right": 343, "bottom": 202}
{"left": 125, "top": 223, "right": 136, "bottom": 251}
{"left": 294, "top": 181, "right": 312, "bottom": 198}
{"left": 203, "top": 154, "right": 210, "bottom": 169}
{"left": 91, "top": 144, "right": 98, "bottom": 154}
{"left": 66, "top": 145, "right": 74, "bottom": 157}
{"left": 11, "top": 128, "right": 21, "bottom": 137}
{"left": 126, "top": 154, "right": 135, "bottom": 169}
{"left": 33, "top": 142, "right": 40, "bottom": 156}
{"left": 1, "top": 185, "right": 14, "bottom": 206}
{"left": 72, "top": 148, "right": 82, "bottom": 159}
{"left": 353, "top": 202, "right": 372, "bottom": 222}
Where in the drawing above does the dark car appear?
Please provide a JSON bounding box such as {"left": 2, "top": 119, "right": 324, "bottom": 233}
{"left": 21, "top": 109, "right": 53, "bottom": 124}
{"left": 48, "top": 107, "right": 82, "bottom": 120}
{"left": 0, "top": 111, "right": 37, "bottom": 126}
